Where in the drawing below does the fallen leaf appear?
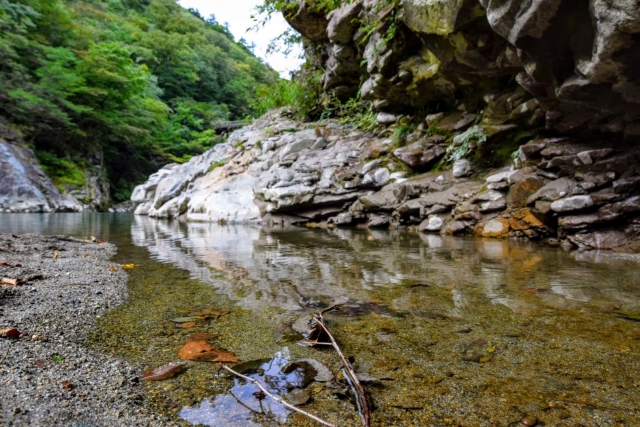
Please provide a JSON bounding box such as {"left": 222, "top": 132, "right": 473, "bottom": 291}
{"left": 108, "top": 265, "right": 118, "bottom": 272}
{"left": 0, "top": 261, "right": 22, "bottom": 267}
{"left": 121, "top": 264, "right": 135, "bottom": 269}
{"left": 83, "top": 254, "right": 89, "bottom": 258}
{"left": 34, "top": 360, "right": 47, "bottom": 369}
{"left": 0, "top": 328, "right": 21, "bottom": 338}
{"left": 1, "top": 278, "right": 18, "bottom": 286}
{"left": 181, "top": 322, "right": 196, "bottom": 329}
{"left": 141, "top": 362, "right": 185, "bottom": 381}
{"left": 189, "top": 334, "right": 215, "bottom": 341}
{"left": 177, "top": 341, "right": 239, "bottom": 363}
{"left": 53, "top": 251, "right": 59, "bottom": 259}
{"left": 61, "top": 381, "right": 73, "bottom": 389}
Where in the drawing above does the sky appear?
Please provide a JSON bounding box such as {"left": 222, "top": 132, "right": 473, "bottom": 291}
{"left": 178, "top": 0, "right": 304, "bottom": 78}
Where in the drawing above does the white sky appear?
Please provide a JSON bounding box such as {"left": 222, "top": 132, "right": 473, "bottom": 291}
{"left": 178, "top": 0, "right": 304, "bottom": 78}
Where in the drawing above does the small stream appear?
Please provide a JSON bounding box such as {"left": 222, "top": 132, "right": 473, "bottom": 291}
{"left": 1, "top": 213, "right": 639, "bottom": 426}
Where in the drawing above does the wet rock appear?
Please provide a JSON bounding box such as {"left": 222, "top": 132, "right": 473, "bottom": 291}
{"left": 521, "top": 415, "right": 538, "bottom": 426}
{"left": 393, "top": 139, "right": 446, "bottom": 171}
{"left": 418, "top": 215, "right": 447, "bottom": 232}
{"left": 568, "top": 230, "right": 632, "bottom": 250}
{"left": 550, "top": 195, "right": 595, "bottom": 213}
{"left": 287, "top": 389, "right": 310, "bottom": 406}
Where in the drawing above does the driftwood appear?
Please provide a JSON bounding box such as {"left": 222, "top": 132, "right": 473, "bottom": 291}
{"left": 221, "top": 364, "right": 336, "bottom": 427}
{"left": 313, "top": 312, "right": 372, "bottom": 427}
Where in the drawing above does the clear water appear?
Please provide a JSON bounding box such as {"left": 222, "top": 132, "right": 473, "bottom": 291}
{"left": 1, "top": 213, "right": 639, "bottom": 426}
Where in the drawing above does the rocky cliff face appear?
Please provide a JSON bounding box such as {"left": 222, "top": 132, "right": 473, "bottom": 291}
{"left": 131, "top": 109, "right": 640, "bottom": 251}
{"left": 0, "top": 138, "right": 109, "bottom": 213}
{"left": 289, "top": 0, "right": 640, "bottom": 138}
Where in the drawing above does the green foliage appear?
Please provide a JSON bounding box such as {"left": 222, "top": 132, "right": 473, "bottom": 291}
{"left": 392, "top": 123, "right": 414, "bottom": 146}
{"left": 449, "top": 128, "right": 488, "bottom": 162}
{"left": 36, "top": 151, "right": 86, "bottom": 188}
{"left": 252, "top": 78, "right": 303, "bottom": 117}
{"left": 0, "top": 0, "right": 276, "bottom": 203}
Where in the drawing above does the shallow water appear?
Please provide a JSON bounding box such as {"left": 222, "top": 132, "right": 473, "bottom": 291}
{"left": 1, "top": 213, "right": 639, "bottom": 426}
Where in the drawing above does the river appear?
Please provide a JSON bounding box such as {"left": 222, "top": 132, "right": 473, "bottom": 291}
{"left": 1, "top": 213, "right": 639, "bottom": 426}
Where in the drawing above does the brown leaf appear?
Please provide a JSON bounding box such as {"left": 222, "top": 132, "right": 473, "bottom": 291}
{"left": 108, "top": 265, "right": 118, "bottom": 272}
{"left": 34, "top": 359, "right": 47, "bottom": 369}
{"left": 189, "top": 333, "right": 215, "bottom": 341}
{"left": 0, "top": 328, "right": 21, "bottom": 338}
{"left": 0, "top": 261, "right": 22, "bottom": 268}
{"left": 1, "top": 278, "right": 18, "bottom": 286}
{"left": 83, "top": 254, "right": 89, "bottom": 258}
{"left": 53, "top": 251, "right": 59, "bottom": 259}
{"left": 61, "top": 381, "right": 73, "bottom": 389}
{"left": 141, "top": 362, "right": 185, "bottom": 381}
{"left": 177, "top": 341, "right": 239, "bottom": 363}
{"left": 181, "top": 322, "right": 196, "bottom": 329}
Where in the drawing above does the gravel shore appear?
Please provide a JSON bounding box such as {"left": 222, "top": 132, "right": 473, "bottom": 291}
{"left": 0, "top": 234, "right": 171, "bottom": 426}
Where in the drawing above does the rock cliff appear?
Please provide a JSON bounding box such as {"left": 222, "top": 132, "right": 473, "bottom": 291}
{"left": 131, "top": 109, "right": 640, "bottom": 251}
{"left": 289, "top": 0, "right": 640, "bottom": 138}
{"left": 0, "top": 138, "right": 108, "bottom": 213}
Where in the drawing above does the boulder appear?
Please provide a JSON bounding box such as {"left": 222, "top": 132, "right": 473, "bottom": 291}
{"left": 550, "top": 195, "right": 595, "bottom": 213}
{"left": 327, "top": 1, "right": 362, "bottom": 43}
{"left": 452, "top": 159, "right": 472, "bottom": 177}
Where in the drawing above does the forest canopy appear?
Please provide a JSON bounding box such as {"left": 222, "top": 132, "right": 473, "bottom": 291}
{"left": 0, "top": 0, "right": 277, "bottom": 201}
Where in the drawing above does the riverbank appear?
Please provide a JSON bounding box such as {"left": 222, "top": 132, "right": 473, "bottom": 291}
{"left": 0, "top": 233, "right": 171, "bottom": 426}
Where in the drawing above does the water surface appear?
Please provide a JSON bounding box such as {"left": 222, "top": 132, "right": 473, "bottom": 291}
{"left": 1, "top": 213, "right": 639, "bottom": 426}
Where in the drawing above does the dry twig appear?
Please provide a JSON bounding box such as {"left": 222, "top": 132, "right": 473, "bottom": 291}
{"left": 314, "top": 313, "right": 371, "bottom": 427}
{"left": 221, "top": 364, "right": 336, "bottom": 427}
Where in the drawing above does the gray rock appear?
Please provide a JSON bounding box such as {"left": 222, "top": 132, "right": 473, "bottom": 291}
{"left": 452, "top": 159, "right": 472, "bottom": 178}
{"left": 0, "top": 140, "right": 82, "bottom": 212}
{"left": 327, "top": 1, "right": 362, "bottom": 43}
{"left": 376, "top": 112, "right": 397, "bottom": 125}
{"left": 550, "top": 195, "right": 595, "bottom": 213}
{"left": 393, "top": 140, "right": 446, "bottom": 170}
{"left": 486, "top": 169, "right": 517, "bottom": 183}
{"left": 419, "top": 215, "right": 446, "bottom": 232}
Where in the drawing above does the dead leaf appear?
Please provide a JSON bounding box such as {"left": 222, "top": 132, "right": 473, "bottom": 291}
{"left": 108, "top": 265, "right": 118, "bottom": 272}
{"left": 61, "top": 381, "right": 73, "bottom": 389}
{"left": 177, "top": 341, "right": 239, "bottom": 363}
{"left": 83, "top": 254, "right": 89, "bottom": 258}
{"left": 189, "top": 334, "right": 215, "bottom": 341}
{"left": 121, "top": 264, "right": 135, "bottom": 269}
{"left": 0, "top": 261, "right": 22, "bottom": 268}
{"left": 97, "top": 239, "right": 105, "bottom": 244}
{"left": 54, "top": 251, "right": 59, "bottom": 259}
{"left": 181, "top": 322, "right": 196, "bottom": 329}
{"left": 0, "top": 328, "right": 21, "bottom": 338}
{"left": 34, "top": 360, "right": 47, "bottom": 369}
{"left": 1, "top": 278, "right": 18, "bottom": 286}
{"left": 141, "top": 362, "right": 185, "bottom": 381}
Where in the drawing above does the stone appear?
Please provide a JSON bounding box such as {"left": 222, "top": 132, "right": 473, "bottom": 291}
{"left": 376, "top": 113, "right": 397, "bottom": 125}
{"left": 509, "top": 209, "right": 546, "bottom": 231}
{"left": 476, "top": 190, "right": 505, "bottom": 202}
{"left": 452, "top": 159, "right": 472, "bottom": 178}
{"left": 550, "top": 195, "right": 595, "bottom": 213}
{"left": 486, "top": 169, "right": 517, "bottom": 183}
{"left": 569, "top": 230, "right": 630, "bottom": 250}
{"left": 436, "top": 112, "right": 477, "bottom": 132}
{"left": 367, "top": 214, "right": 391, "bottom": 228}
{"left": 425, "top": 112, "right": 444, "bottom": 126}
{"left": 507, "top": 174, "right": 545, "bottom": 208}
{"left": 393, "top": 140, "right": 446, "bottom": 170}
{"left": 418, "top": 215, "right": 446, "bottom": 232}
{"left": 479, "top": 200, "right": 507, "bottom": 212}
{"left": 612, "top": 177, "right": 640, "bottom": 195}
{"left": 527, "top": 177, "right": 578, "bottom": 204}
{"left": 518, "top": 141, "right": 548, "bottom": 161}
{"left": 475, "top": 219, "right": 510, "bottom": 238}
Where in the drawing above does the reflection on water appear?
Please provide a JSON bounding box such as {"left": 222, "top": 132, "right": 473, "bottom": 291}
{"left": 129, "top": 215, "right": 640, "bottom": 315}
{"left": 2, "top": 213, "right": 640, "bottom": 426}
{"left": 180, "top": 348, "right": 295, "bottom": 426}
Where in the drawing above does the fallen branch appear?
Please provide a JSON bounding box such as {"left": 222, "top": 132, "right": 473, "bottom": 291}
{"left": 221, "top": 364, "right": 335, "bottom": 427}
{"left": 314, "top": 313, "right": 371, "bottom": 427}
